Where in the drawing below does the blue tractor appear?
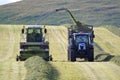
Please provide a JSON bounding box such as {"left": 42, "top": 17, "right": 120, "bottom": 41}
{"left": 56, "top": 8, "right": 95, "bottom": 61}
{"left": 68, "top": 31, "right": 94, "bottom": 61}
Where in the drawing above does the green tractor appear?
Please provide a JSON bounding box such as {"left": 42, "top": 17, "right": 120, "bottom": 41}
{"left": 16, "top": 25, "right": 52, "bottom": 61}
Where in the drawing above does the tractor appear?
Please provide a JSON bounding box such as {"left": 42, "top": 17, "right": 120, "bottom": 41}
{"left": 56, "top": 8, "right": 95, "bottom": 61}
{"left": 16, "top": 25, "right": 52, "bottom": 61}
{"left": 68, "top": 29, "right": 94, "bottom": 61}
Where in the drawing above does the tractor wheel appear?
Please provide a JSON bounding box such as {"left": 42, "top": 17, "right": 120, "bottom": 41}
{"left": 84, "top": 58, "right": 88, "bottom": 61}
{"left": 16, "top": 55, "right": 19, "bottom": 61}
{"left": 49, "top": 55, "right": 53, "bottom": 61}
{"left": 68, "top": 49, "right": 70, "bottom": 61}
{"left": 19, "top": 56, "right": 23, "bottom": 61}
{"left": 68, "top": 49, "right": 76, "bottom": 62}
{"left": 16, "top": 57, "right": 19, "bottom": 61}
{"left": 88, "top": 49, "right": 94, "bottom": 62}
{"left": 44, "top": 55, "right": 51, "bottom": 61}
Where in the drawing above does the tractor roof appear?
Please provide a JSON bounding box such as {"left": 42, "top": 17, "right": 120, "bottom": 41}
{"left": 26, "top": 25, "right": 42, "bottom": 29}
{"left": 73, "top": 33, "right": 90, "bottom": 36}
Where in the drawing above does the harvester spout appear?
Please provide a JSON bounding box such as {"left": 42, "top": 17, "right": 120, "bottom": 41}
{"left": 56, "top": 8, "right": 67, "bottom": 12}
{"left": 56, "top": 8, "right": 79, "bottom": 25}
{"left": 56, "top": 8, "right": 94, "bottom": 35}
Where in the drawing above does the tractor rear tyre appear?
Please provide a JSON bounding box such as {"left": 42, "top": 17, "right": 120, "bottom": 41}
{"left": 88, "top": 49, "right": 94, "bottom": 62}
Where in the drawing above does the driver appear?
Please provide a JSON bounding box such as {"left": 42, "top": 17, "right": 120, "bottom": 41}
{"left": 31, "top": 29, "right": 38, "bottom": 42}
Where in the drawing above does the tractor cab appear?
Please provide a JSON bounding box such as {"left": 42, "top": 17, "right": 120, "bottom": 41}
{"left": 27, "top": 27, "right": 43, "bottom": 42}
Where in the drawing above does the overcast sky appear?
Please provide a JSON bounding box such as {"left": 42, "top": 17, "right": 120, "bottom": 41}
{"left": 0, "top": 0, "right": 22, "bottom": 5}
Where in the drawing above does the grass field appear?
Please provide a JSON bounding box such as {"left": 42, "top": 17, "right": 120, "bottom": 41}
{"left": 0, "top": 0, "right": 120, "bottom": 80}
{"left": 0, "top": 25, "right": 26, "bottom": 80}
{"left": 0, "top": 25, "right": 120, "bottom": 80}
{"left": 47, "top": 26, "right": 120, "bottom": 80}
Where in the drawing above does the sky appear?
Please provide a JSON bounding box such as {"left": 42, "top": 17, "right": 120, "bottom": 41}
{"left": 0, "top": 0, "right": 22, "bottom": 5}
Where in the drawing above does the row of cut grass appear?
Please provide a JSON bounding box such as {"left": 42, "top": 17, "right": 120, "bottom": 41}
{"left": 24, "top": 56, "right": 59, "bottom": 80}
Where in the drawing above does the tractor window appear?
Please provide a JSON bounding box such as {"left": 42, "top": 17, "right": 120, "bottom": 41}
{"left": 75, "top": 35, "right": 89, "bottom": 44}
{"left": 27, "top": 28, "right": 42, "bottom": 42}
{"left": 28, "top": 28, "right": 41, "bottom": 34}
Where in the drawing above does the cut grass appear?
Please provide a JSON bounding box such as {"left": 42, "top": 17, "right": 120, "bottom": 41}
{"left": 50, "top": 62, "right": 88, "bottom": 80}
{"left": 24, "top": 56, "right": 59, "bottom": 80}
{"left": 47, "top": 26, "right": 68, "bottom": 61}
{"left": 94, "top": 27, "right": 120, "bottom": 66}
{"left": 0, "top": 25, "right": 26, "bottom": 80}
{"left": 0, "top": 25, "right": 22, "bottom": 60}
{"left": 94, "top": 27, "right": 120, "bottom": 55}
{"left": 0, "top": 26, "right": 10, "bottom": 58}
{"left": 104, "top": 25, "right": 120, "bottom": 37}
{"left": 0, "top": 25, "right": 120, "bottom": 80}
{"left": 111, "top": 56, "right": 120, "bottom": 66}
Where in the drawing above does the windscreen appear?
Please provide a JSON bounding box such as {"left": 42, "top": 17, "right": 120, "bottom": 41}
{"left": 28, "top": 28, "right": 41, "bottom": 34}
{"left": 75, "top": 35, "right": 89, "bottom": 45}
{"left": 27, "top": 28, "right": 42, "bottom": 42}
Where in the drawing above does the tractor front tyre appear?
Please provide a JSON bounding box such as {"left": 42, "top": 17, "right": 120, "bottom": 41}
{"left": 16, "top": 55, "right": 19, "bottom": 61}
{"left": 49, "top": 55, "right": 53, "bottom": 61}
{"left": 68, "top": 49, "right": 76, "bottom": 62}
{"left": 16, "top": 57, "right": 19, "bottom": 61}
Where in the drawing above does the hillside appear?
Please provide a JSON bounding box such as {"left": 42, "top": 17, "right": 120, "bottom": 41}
{"left": 0, "top": 0, "right": 120, "bottom": 26}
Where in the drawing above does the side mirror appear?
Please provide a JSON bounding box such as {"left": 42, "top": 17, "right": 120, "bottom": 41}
{"left": 91, "top": 31, "right": 95, "bottom": 38}
{"left": 22, "top": 26, "right": 25, "bottom": 34}
{"left": 43, "top": 25, "right": 47, "bottom": 34}
{"left": 22, "top": 28, "right": 24, "bottom": 34}
{"left": 44, "top": 28, "right": 47, "bottom": 34}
